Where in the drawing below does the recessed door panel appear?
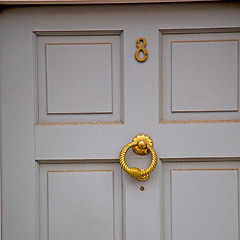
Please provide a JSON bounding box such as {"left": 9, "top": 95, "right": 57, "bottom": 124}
{"left": 39, "top": 163, "right": 122, "bottom": 240}
{"left": 164, "top": 161, "right": 240, "bottom": 240}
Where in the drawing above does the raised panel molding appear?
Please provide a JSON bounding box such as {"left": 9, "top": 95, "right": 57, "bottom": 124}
{"left": 39, "top": 162, "right": 122, "bottom": 240}
{"left": 160, "top": 29, "right": 240, "bottom": 122}
{"left": 163, "top": 162, "right": 240, "bottom": 240}
{"left": 35, "top": 31, "right": 123, "bottom": 124}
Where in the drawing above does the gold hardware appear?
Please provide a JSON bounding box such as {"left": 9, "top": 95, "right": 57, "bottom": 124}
{"left": 135, "top": 38, "right": 148, "bottom": 62}
{"left": 140, "top": 186, "right": 145, "bottom": 191}
{"left": 132, "top": 134, "right": 153, "bottom": 155}
{"left": 119, "top": 134, "right": 157, "bottom": 181}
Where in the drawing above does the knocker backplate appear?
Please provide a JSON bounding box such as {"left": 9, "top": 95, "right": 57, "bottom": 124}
{"left": 132, "top": 134, "right": 153, "bottom": 155}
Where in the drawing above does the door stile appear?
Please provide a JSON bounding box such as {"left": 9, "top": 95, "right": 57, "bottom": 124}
{"left": 0, "top": 8, "right": 36, "bottom": 240}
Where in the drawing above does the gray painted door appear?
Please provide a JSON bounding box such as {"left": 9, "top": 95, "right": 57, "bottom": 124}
{"left": 1, "top": 3, "right": 240, "bottom": 240}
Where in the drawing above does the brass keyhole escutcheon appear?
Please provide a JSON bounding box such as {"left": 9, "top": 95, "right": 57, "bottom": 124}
{"left": 119, "top": 134, "right": 157, "bottom": 181}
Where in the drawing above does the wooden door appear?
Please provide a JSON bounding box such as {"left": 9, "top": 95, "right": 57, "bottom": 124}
{"left": 1, "top": 3, "right": 240, "bottom": 240}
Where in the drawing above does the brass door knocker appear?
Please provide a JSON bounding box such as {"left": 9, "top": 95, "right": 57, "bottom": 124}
{"left": 119, "top": 134, "right": 157, "bottom": 181}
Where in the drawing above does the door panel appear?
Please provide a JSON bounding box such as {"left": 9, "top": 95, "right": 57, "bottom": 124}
{"left": 36, "top": 32, "right": 122, "bottom": 123}
{"left": 163, "top": 161, "right": 240, "bottom": 240}
{"left": 161, "top": 30, "right": 240, "bottom": 121}
{"left": 1, "top": 3, "right": 240, "bottom": 240}
{"left": 39, "top": 162, "right": 122, "bottom": 240}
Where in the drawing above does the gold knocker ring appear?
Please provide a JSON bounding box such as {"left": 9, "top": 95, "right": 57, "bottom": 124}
{"left": 119, "top": 134, "right": 157, "bottom": 181}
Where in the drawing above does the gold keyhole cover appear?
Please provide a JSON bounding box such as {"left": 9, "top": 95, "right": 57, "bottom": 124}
{"left": 119, "top": 134, "right": 157, "bottom": 181}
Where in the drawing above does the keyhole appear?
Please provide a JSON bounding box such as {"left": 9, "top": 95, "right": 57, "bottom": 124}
{"left": 140, "top": 186, "right": 145, "bottom": 191}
